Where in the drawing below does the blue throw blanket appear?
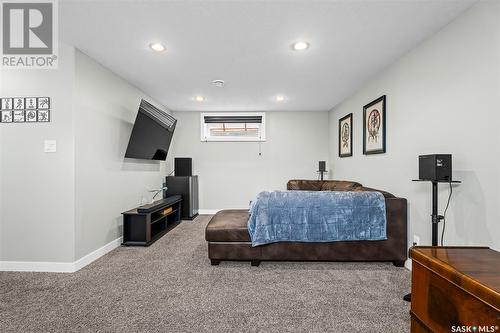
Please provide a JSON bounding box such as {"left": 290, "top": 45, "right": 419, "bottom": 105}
{"left": 248, "top": 191, "right": 387, "bottom": 247}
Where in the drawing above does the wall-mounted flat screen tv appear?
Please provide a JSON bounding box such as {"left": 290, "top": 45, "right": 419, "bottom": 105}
{"left": 125, "top": 99, "right": 177, "bottom": 160}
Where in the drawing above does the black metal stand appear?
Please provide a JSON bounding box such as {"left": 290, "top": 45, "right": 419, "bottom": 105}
{"left": 414, "top": 179, "right": 461, "bottom": 246}
{"left": 403, "top": 179, "right": 461, "bottom": 302}
{"left": 431, "top": 181, "right": 442, "bottom": 245}
{"left": 318, "top": 171, "right": 327, "bottom": 181}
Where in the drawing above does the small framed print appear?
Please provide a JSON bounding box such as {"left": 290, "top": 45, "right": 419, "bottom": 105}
{"left": 37, "top": 97, "right": 50, "bottom": 109}
{"left": 1, "top": 98, "right": 13, "bottom": 110}
{"left": 1, "top": 110, "right": 13, "bottom": 122}
{"left": 363, "top": 95, "right": 386, "bottom": 155}
{"left": 25, "top": 97, "right": 37, "bottom": 110}
{"left": 37, "top": 110, "right": 50, "bottom": 122}
{"left": 13, "top": 98, "right": 25, "bottom": 110}
{"left": 25, "top": 110, "right": 37, "bottom": 122}
{"left": 13, "top": 110, "right": 25, "bottom": 122}
{"left": 338, "top": 113, "right": 353, "bottom": 157}
{"left": 1, "top": 96, "right": 51, "bottom": 124}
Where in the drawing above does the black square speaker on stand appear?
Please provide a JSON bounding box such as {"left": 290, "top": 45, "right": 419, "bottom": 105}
{"left": 175, "top": 158, "right": 192, "bottom": 177}
{"left": 319, "top": 161, "right": 326, "bottom": 172}
{"left": 418, "top": 154, "right": 452, "bottom": 181}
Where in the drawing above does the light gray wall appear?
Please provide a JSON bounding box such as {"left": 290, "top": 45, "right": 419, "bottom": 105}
{"left": 0, "top": 45, "right": 76, "bottom": 262}
{"left": 74, "top": 50, "right": 170, "bottom": 259}
{"left": 328, "top": 1, "right": 500, "bottom": 251}
{"left": 170, "top": 111, "right": 329, "bottom": 210}
{"left": 0, "top": 46, "right": 170, "bottom": 263}
{"left": 0, "top": 110, "right": 3, "bottom": 260}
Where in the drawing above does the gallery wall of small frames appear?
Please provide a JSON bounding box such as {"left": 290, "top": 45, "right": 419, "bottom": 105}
{"left": 0, "top": 97, "right": 51, "bottom": 123}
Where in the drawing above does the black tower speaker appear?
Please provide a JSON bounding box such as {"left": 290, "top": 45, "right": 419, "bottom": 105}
{"left": 418, "top": 154, "right": 452, "bottom": 181}
{"left": 165, "top": 176, "right": 199, "bottom": 220}
{"left": 319, "top": 161, "right": 326, "bottom": 172}
{"left": 175, "top": 158, "right": 192, "bottom": 177}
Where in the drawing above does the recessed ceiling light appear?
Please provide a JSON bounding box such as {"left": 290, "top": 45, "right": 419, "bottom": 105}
{"left": 212, "top": 79, "right": 225, "bottom": 87}
{"left": 276, "top": 95, "right": 285, "bottom": 102}
{"left": 195, "top": 96, "right": 205, "bottom": 102}
{"left": 291, "top": 41, "right": 309, "bottom": 51}
{"left": 149, "top": 43, "right": 166, "bottom": 52}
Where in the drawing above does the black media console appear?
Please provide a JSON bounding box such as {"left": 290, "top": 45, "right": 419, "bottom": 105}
{"left": 122, "top": 195, "right": 182, "bottom": 246}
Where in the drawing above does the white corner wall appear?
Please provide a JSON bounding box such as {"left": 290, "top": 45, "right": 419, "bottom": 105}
{"left": 328, "top": 1, "right": 500, "bottom": 251}
{"left": 0, "top": 46, "right": 170, "bottom": 271}
{"left": 170, "top": 111, "right": 330, "bottom": 211}
{"left": 0, "top": 45, "right": 77, "bottom": 263}
{"left": 74, "top": 50, "right": 170, "bottom": 259}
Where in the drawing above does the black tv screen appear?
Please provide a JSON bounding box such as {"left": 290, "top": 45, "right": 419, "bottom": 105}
{"left": 125, "top": 100, "right": 177, "bottom": 160}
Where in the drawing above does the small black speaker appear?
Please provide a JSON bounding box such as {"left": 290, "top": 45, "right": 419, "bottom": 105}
{"left": 175, "top": 158, "right": 192, "bottom": 176}
{"left": 419, "top": 154, "right": 452, "bottom": 181}
{"left": 319, "top": 161, "right": 326, "bottom": 172}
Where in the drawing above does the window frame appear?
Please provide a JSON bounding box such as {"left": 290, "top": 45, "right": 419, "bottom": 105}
{"left": 200, "top": 112, "right": 266, "bottom": 142}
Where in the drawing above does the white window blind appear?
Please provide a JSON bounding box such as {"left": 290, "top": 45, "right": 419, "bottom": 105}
{"left": 200, "top": 112, "right": 266, "bottom": 142}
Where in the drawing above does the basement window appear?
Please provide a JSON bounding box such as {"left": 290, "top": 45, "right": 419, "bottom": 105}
{"left": 200, "top": 112, "right": 266, "bottom": 142}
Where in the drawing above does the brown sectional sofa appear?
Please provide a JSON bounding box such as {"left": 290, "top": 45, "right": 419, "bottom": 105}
{"left": 205, "top": 180, "right": 408, "bottom": 267}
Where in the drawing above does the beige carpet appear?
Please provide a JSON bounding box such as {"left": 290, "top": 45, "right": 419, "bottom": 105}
{"left": 0, "top": 215, "right": 410, "bottom": 332}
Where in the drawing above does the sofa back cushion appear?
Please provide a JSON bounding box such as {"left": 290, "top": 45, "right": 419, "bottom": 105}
{"left": 321, "top": 180, "right": 362, "bottom": 191}
{"left": 354, "top": 186, "right": 396, "bottom": 198}
{"left": 286, "top": 180, "right": 395, "bottom": 198}
{"left": 287, "top": 180, "right": 362, "bottom": 191}
{"left": 287, "top": 180, "right": 323, "bottom": 191}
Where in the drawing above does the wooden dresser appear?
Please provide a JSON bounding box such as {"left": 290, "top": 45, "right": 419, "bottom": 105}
{"left": 410, "top": 246, "right": 500, "bottom": 333}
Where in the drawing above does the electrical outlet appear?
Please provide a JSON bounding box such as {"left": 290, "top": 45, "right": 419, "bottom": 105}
{"left": 413, "top": 235, "right": 420, "bottom": 246}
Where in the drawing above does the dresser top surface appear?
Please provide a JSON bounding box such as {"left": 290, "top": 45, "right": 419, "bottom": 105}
{"left": 410, "top": 246, "right": 500, "bottom": 305}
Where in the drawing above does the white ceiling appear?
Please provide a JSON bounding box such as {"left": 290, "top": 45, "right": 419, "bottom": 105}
{"left": 60, "top": 0, "right": 476, "bottom": 112}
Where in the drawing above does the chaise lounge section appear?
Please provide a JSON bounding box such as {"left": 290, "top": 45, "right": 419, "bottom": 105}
{"left": 205, "top": 180, "right": 408, "bottom": 267}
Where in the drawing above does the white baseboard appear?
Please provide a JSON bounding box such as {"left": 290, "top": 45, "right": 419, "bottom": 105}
{"left": 0, "top": 237, "right": 122, "bottom": 273}
{"left": 0, "top": 261, "right": 75, "bottom": 273}
{"left": 73, "top": 237, "right": 122, "bottom": 271}
{"left": 198, "top": 208, "right": 248, "bottom": 215}
{"left": 405, "top": 259, "right": 412, "bottom": 271}
{"left": 198, "top": 209, "right": 221, "bottom": 215}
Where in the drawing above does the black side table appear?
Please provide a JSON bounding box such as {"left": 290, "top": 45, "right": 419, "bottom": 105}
{"left": 122, "top": 195, "right": 182, "bottom": 246}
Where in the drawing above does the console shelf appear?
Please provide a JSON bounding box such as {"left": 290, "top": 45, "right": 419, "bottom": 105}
{"left": 122, "top": 195, "right": 182, "bottom": 246}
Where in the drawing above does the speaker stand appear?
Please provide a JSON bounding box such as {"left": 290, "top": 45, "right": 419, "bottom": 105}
{"left": 404, "top": 179, "right": 461, "bottom": 302}
{"left": 317, "top": 171, "right": 327, "bottom": 181}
